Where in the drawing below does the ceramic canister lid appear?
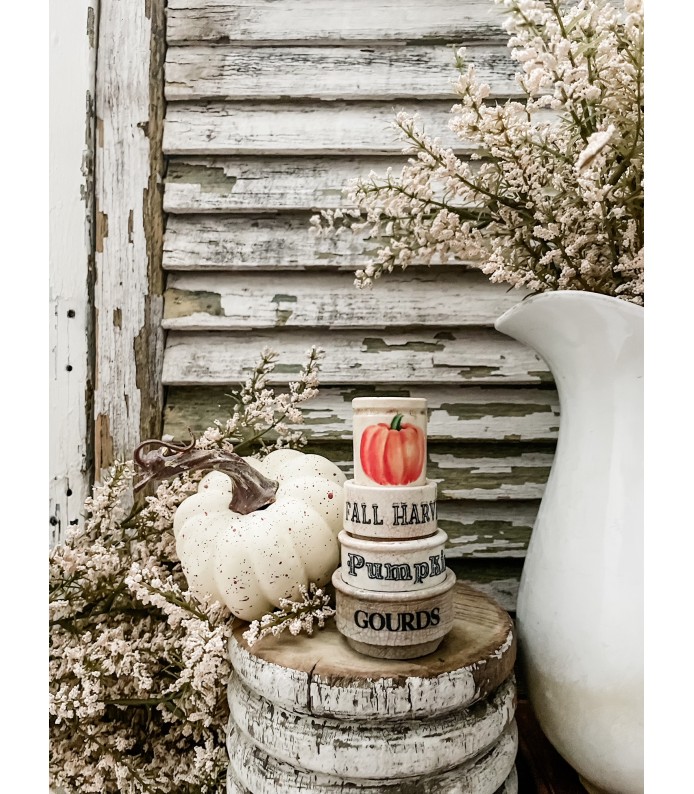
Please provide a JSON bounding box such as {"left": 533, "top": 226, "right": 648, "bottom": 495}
{"left": 352, "top": 398, "right": 428, "bottom": 487}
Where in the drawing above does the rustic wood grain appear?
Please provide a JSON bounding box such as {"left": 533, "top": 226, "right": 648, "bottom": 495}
{"left": 163, "top": 385, "right": 560, "bottom": 442}
{"left": 164, "top": 156, "right": 402, "bottom": 213}
{"left": 226, "top": 721, "right": 518, "bottom": 793}
{"left": 163, "top": 213, "right": 471, "bottom": 270}
{"left": 164, "top": 101, "right": 473, "bottom": 156}
{"left": 167, "top": 0, "right": 509, "bottom": 45}
{"left": 230, "top": 580, "right": 516, "bottom": 719}
{"left": 228, "top": 672, "right": 516, "bottom": 778}
{"left": 162, "top": 329, "right": 548, "bottom": 386}
{"left": 163, "top": 269, "right": 529, "bottom": 329}
{"left": 165, "top": 44, "right": 517, "bottom": 101}
{"left": 93, "top": 0, "right": 166, "bottom": 472}
{"left": 49, "top": 0, "right": 98, "bottom": 542}
{"left": 163, "top": 155, "right": 488, "bottom": 214}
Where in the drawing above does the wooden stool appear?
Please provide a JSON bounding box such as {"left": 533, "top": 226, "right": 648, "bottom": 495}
{"left": 227, "top": 581, "right": 517, "bottom": 793}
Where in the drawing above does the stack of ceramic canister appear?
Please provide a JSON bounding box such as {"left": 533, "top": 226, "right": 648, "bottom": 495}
{"left": 332, "top": 397, "right": 457, "bottom": 659}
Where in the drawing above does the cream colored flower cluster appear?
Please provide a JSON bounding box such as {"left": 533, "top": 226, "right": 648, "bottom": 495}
{"left": 242, "top": 584, "right": 336, "bottom": 648}
{"left": 49, "top": 348, "right": 325, "bottom": 792}
{"left": 312, "top": 0, "right": 643, "bottom": 304}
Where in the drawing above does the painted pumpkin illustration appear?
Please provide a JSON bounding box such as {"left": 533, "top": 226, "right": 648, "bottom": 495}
{"left": 360, "top": 413, "right": 425, "bottom": 485}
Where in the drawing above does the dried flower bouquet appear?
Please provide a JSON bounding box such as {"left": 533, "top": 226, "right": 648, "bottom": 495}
{"left": 313, "top": 0, "right": 644, "bottom": 304}
{"left": 49, "top": 347, "right": 334, "bottom": 793}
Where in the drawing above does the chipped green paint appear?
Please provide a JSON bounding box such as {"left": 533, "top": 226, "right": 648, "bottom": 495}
{"left": 441, "top": 519, "right": 532, "bottom": 535}
{"left": 162, "top": 386, "right": 560, "bottom": 445}
{"left": 167, "top": 161, "right": 237, "bottom": 193}
{"left": 439, "top": 518, "right": 532, "bottom": 555}
{"left": 164, "top": 288, "right": 224, "bottom": 319}
{"left": 440, "top": 401, "right": 556, "bottom": 421}
{"left": 362, "top": 337, "right": 446, "bottom": 353}
{"left": 272, "top": 363, "right": 303, "bottom": 374}
{"left": 275, "top": 310, "right": 294, "bottom": 325}
{"left": 429, "top": 442, "right": 556, "bottom": 461}
{"left": 271, "top": 294, "right": 298, "bottom": 304}
{"left": 528, "top": 369, "right": 554, "bottom": 383}
{"left": 270, "top": 294, "right": 298, "bottom": 326}
{"left": 456, "top": 366, "right": 500, "bottom": 378}
{"left": 432, "top": 465, "right": 552, "bottom": 492}
{"left": 448, "top": 558, "right": 524, "bottom": 578}
{"left": 338, "top": 386, "right": 414, "bottom": 401}
{"left": 309, "top": 441, "right": 552, "bottom": 500}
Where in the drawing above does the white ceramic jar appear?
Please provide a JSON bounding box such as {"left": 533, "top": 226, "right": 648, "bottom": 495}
{"left": 338, "top": 529, "right": 448, "bottom": 593}
{"left": 343, "top": 479, "right": 438, "bottom": 540}
{"left": 352, "top": 397, "right": 427, "bottom": 487}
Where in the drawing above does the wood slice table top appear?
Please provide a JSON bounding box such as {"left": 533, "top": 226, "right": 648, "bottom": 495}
{"left": 230, "top": 581, "right": 516, "bottom": 720}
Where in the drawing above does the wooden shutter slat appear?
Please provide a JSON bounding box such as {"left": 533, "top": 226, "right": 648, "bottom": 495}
{"left": 164, "top": 102, "right": 468, "bottom": 156}
{"left": 161, "top": 329, "right": 549, "bottom": 386}
{"left": 165, "top": 44, "right": 517, "bottom": 101}
{"left": 167, "top": 1, "right": 507, "bottom": 45}
{"left": 163, "top": 215, "right": 474, "bottom": 270}
{"left": 163, "top": 385, "right": 559, "bottom": 443}
{"left": 163, "top": 270, "right": 529, "bottom": 330}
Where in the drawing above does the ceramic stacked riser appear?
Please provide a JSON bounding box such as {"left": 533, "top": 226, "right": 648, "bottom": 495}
{"left": 333, "top": 397, "right": 456, "bottom": 659}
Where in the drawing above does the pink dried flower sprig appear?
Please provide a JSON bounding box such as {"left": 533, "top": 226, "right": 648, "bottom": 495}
{"left": 50, "top": 347, "right": 326, "bottom": 793}
{"left": 243, "top": 584, "right": 336, "bottom": 648}
{"left": 312, "top": 0, "right": 644, "bottom": 305}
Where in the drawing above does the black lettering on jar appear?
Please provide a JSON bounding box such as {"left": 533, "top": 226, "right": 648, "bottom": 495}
{"left": 369, "top": 613, "right": 386, "bottom": 631}
{"left": 354, "top": 610, "right": 369, "bottom": 628}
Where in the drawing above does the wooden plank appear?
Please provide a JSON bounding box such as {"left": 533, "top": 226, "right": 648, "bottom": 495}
{"left": 448, "top": 559, "right": 523, "bottom": 613}
{"left": 161, "top": 329, "right": 550, "bottom": 386}
{"left": 439, "top": 501, "right": 537, "bottom": 558}
{"left": 163, "top": 269, "right": 529, "bottom": 330}
{"left": 304, "top": 444, "right": 551, "bottom": 502}
{"left": 164, "top": 102, "right": 468, "bottom": 156}
{"left": 49, "top": 0, "right": 97, "bottom": 543}
{"left": 163, "top": 214, "right": 399, "bottom": 270}
{"left": 163, "top": 385, "right": 560, "bottom": 443}
{"left": 165, "top": 156, "right": 404, "bottom": 213}
{"left": 93, "top": 0, "right": 166, "bottom": 473}
{"left": 429, "top": 449, "right": 551, "bottom": 501}
{"left": 165, "top": 44, "right": 517, "bottom": 101}
{"left": 167, "top": 0, "right": 508, "bottom": 45}
{"left": 164, "top": 156, "right": 488, "bottom": 214}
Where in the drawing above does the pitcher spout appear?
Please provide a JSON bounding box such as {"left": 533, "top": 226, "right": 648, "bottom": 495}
{"left": 495, "top": 291, "right": 643, "bottom": 389}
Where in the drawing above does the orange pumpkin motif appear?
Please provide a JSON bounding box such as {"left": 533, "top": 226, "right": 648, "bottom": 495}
{"left": 360, "top": 414, "right": 425, "bottom": 486}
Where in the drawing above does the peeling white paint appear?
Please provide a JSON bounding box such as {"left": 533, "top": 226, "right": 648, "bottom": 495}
{"left": 49, "top": 0, "right": 98, "bottom": 545}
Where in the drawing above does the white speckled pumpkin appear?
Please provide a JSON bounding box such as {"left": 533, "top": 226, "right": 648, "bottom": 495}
{"left": 172, "top": 448, "right": 346, "bottom": 621}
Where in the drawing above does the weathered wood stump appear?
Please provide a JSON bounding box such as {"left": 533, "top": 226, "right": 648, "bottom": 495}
{"left": 227, "top": 581, "right": 517, "bottom": 793}
{"left": 226, "top": 722, "right": 518, "bottom": 793}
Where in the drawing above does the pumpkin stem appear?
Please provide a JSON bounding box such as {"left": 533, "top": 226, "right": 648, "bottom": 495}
{"left": 132, "top": 436, "right": 279, "bottom": 515}
{"left": 390, "top": 413, "right": 404, "bottom": 431}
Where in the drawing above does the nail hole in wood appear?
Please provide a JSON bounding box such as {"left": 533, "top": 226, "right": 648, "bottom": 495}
{"left": 67, "top": 309, "right": 76, "bottom": 318}
{"left": 66, "top": 365, "right": 73, "bottom": 372}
